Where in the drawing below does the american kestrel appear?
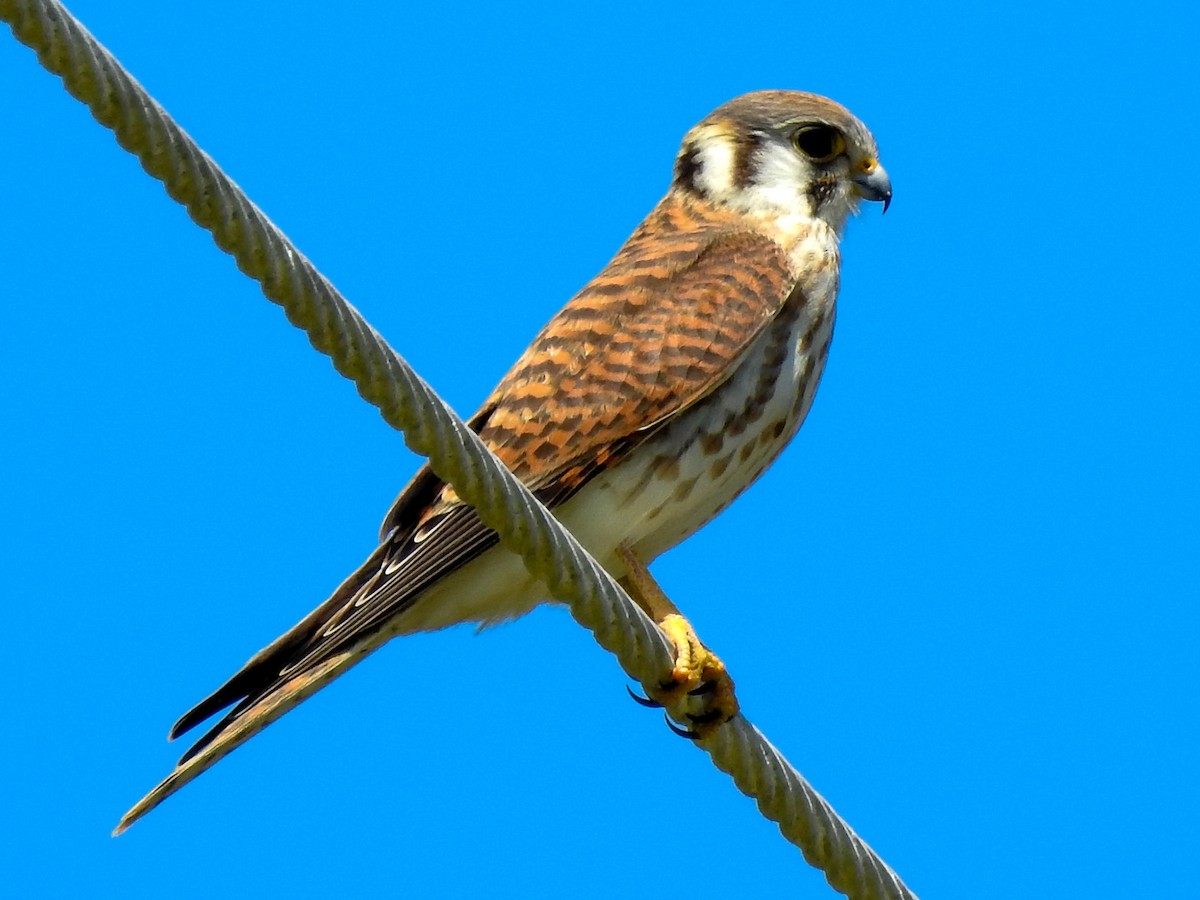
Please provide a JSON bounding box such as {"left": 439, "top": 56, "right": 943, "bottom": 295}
{"left": 116, "top": 90, "right": 890, "bottom": 833}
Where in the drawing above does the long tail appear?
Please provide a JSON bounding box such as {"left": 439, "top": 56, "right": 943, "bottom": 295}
{"left": 114, "top": 649, "right": 360, "bottom": 835}
{"left": 112, "top": 540, "right": 396, "bottom": 836}
{"left": 115, "top": 467, "right": 500, "bottom": 835}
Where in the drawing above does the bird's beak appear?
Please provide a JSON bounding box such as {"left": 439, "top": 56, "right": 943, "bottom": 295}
{"left": 852, "top": 158, "right": 892, "bottom": 213}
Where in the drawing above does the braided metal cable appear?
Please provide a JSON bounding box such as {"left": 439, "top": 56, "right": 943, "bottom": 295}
{"left": 1, "top": 3, "right": 916, "bottom": 898}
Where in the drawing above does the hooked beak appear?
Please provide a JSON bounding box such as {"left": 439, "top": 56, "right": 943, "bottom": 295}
{"left": 853, "top": 158, "right": 892, "bottom": 213}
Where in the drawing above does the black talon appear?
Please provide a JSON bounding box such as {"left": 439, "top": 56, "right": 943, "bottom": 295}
{"left": 664, "top": 713, "right": 700, "bottom": 740}
{"left": 626, "top": 684, "right": 662, "bottom": 708}
{"left": 687, "top": 709, "right": 725, "bottom": 725}
{"left": 688, "top": 680, "right": 716, "bottom": 697}
{"left": 658, "top": 678, "right": 680, "bottom": 692}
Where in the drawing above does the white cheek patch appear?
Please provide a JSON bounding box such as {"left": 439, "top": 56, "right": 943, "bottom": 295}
{"left": 692, "top": 131, "right": 738, "bottom": 200}
{"left": 744, "top": 141, "right": 811, "bottom": 214}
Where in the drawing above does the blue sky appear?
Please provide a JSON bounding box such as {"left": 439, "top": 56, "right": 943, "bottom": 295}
{"left": 3, "top": 1, "right": 1197, "bottom": 897}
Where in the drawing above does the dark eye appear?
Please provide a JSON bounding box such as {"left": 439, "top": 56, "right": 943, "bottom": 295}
{"left": 793, "top": 125, "right": 846, "bottom": 163}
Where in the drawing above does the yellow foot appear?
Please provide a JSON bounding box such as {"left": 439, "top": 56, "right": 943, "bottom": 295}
{"left": 617, "top": 544, "right": 739, "bottom": 739}
{"left": 653, "top": 612, "right": 739, "bottom": 739}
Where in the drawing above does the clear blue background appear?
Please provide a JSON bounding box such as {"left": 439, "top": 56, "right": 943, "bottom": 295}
{"left": 3, "top": 2, "right": 1196, "bottom": 897}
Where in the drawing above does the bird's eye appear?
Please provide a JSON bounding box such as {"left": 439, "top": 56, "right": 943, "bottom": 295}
{"left": 793, "top": 125, "right": 845, "bottom": 163}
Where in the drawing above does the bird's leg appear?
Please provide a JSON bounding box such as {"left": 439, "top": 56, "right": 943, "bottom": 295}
{"left": 616, "top": 543, "right": 739, "bottom": 738}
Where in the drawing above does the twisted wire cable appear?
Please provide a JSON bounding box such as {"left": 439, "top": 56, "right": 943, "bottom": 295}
{"left": 1, "top": 3, "right": 916, "bottom": 897}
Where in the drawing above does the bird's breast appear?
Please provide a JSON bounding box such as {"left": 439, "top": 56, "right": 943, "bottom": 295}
{"left": 557, "top": 285, "right": 837, "bottom": 566}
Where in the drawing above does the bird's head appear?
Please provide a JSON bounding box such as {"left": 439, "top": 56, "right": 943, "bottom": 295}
{"left": 673, "top": 90, "right": 890, "bottom": 234}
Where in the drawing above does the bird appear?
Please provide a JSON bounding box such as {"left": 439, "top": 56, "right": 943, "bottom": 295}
{"left": 115, "top": 89, "right": 891, "bottom": 834}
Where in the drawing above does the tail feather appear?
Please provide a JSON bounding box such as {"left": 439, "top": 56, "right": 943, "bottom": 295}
{"left": 114, "top": 650, "right": 359, "bottom": 836}
{"left": 115, "top": 541, "right": 398, "bottom": 835}
{"left": 115, "top": 468, "right": 494, "bottom": 834}
{"left": 167, "top": 540, "right": 394, "bottom": 746}
{"left": 167, "top": 657, "right": 283, "bottom": 744}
